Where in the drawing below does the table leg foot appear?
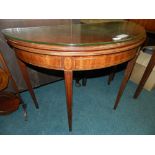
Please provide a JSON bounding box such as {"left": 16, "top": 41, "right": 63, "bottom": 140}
{"left": 64, "top": 71, "right": 73, "bottom": 131}
{"left": 17, "top": 59, "right": 39, "bottom": 109}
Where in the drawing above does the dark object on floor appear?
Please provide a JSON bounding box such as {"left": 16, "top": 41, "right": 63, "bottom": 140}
{"left": 75, "top": 66, "right": 117, "bottom": 87}
{"left": 75, "top": 71, "right": 87, "bottom": 87}
{"left": 0, "top": 52, "right": 27, "bottom": 120}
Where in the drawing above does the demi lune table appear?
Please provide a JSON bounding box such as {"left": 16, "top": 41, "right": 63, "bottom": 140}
{"left": 2, "top": 21, "right": 146, "bottom": 131}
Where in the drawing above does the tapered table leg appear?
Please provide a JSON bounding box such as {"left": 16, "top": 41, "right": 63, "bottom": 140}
{"left": 64, "top": 71, "right": 73, "bottom": 131}
{"left": 108, "top": 66, "right": 116, "bottom": 85}
{"left": 17, "top": 59, "right": 39, "bottom": 109}
{"left": 114, "top": 57, "right": 137, "bottom": 110}
{"left": 133, "top": 51, "right": 155, "bottom": 98}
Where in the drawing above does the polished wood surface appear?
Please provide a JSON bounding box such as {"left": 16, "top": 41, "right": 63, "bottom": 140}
{"left": 14, "top": 47, "right": 140, "bottom": 71}
{"left": 128, "top": 19, "right": 155, "bottom": 32}
{"left": 64, "top": 71, "right": 73, "bottom": 131}
{"left": 0, "top": 92, "right": 20, "bottom": 115}
{"left": 134, "top": 50, "right": 155, "bottom": 98}
{"left": 2, "top": 22, "right": 146, "bottom": 131}
{"left": 0, "top": 68, "right": 8, "bottom": 91}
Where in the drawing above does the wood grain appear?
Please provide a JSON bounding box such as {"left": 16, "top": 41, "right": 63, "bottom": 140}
{"left": 0, "top": 68, "right": 8, "bottom": 91}
{"left": 128, "top": 19, "right": 155, "bottom": 32}
{"left": 0, "top": 92, "right": 20, "bottom": 115}
{"left": 64, "top": 71, "right": 73, "bottom": 131}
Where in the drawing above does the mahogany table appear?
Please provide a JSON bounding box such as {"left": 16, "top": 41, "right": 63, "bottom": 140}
{"left": 2, "top": 21, "right": 146, "bottom": 131}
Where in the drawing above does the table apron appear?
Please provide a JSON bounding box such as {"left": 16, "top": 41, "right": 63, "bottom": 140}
{"left": 15, "top": 48, "right": 138, "bottom": 71}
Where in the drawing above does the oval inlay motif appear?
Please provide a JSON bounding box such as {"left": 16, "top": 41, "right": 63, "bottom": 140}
{"left": 64, "top": 57, "right": 73, "bottom": 70}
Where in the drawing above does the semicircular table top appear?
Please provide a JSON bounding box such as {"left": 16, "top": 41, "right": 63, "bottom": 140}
{"left": 2, "top": 21, "right": 145, "bottom": 48}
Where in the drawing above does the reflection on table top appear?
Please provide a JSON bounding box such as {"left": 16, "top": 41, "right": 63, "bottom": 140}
{"left": 2, "top": 21, "right": 145, "bottom": 47}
